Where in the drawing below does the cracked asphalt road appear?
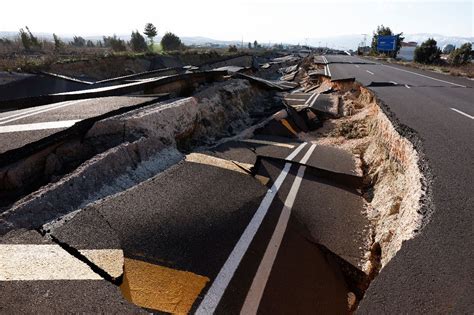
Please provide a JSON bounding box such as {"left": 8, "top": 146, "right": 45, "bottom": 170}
{"left": 323, "top": 54, "right": 474, "bottom": 313}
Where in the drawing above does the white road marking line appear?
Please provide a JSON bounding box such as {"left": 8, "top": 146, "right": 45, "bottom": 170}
{"left": 241, "top": 144, "right": 317, "bottom": 313}
{"left": 0, "top": 100, "right": 86, "bottom": 125}
{"left": 196, "top": 142, "right": 308, "bottom": 314}
{"left": 0, "top": 102, "right": 67, "bottom": 123}
{"left": 304, "top": 93, "right": 319, "bottom": 106}
{"left": 450, "top": 108, "right": 474, "bottom": 119}
{"left": 307, "top": 93, "right": 320, "bottom": 107}
{"left": 383, "top": 65, "right": 467, "bottom": 88}
{"left": 0, "top": 120, "right": 81, "bottom": 133}
{"left": 284, "top": 98, "right": 307, "bottom": 102}
{"left": 285, "top": 142, "right": 307, "bottom": 160}
{"left": 324, "top": 66, "right": 327, "bottom": 76}
{"left": 326, "top": 64, "right": 332, "bottom": 77}
{"left": 355, "top": 65, "right": 360, "bottom": 68}
{"left": 405, "top": 84, "right": 411, "bottom": 89}
{"left": 0, "top": 244, "right": 122, "bottom": 280}
{"left": 240, "top": 139, "right": 295, "bottom": 149}
{"left": 390, "top": 81, "right": 398, "bottom": 85}
{"left": 366, "top": 70, "right": 375, "bottom": 75}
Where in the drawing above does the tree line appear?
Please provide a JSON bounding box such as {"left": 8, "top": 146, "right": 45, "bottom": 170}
{"left": 1, "top": 23, "right": 184, "bottom": 53}
{"left": 414, "top": 39, "right": 472, "bottom": 66}
{"left": 363, "top": 25, "right": 472, "bottom": 66}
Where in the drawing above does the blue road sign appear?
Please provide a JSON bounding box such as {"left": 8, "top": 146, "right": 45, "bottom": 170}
{"left": 377, "top": 35, "right": 397, "bottom": 51}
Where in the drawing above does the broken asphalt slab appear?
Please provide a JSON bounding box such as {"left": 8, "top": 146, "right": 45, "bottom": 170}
{"left": 0, "top": 229, "right": 143, "bottom": 313}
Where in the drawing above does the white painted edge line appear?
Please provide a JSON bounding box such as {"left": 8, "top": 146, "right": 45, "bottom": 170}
{"left": 405, "top": 84, "right": 411, "bottom": 89}
{"left": 0, "top": 101, "right": 73, "bottom": 123}
{"left": 0, "top": 120, "right": 81, "bottom": 133}
{"left": 390, "top": 81, "right": 398, "bottom": 85}
{"left": 0, "top": 100, "right": 87, "bottom": 125}
{"left": 284, "top": 98, "right": 307, "bottom": 102}
{"left": 195, "top": 142, "right": 308, "bottom": 314}
{"left": 304, "top": 92, "right": 319, "bottom": 107}
{"left": 240, "top": 144, "right": 316, "bottom": 314}
{"left": 366, "top": 70, "right": 375, "bottom": 75}
{"left": 383, "top": 64, "right": 467, "bottom": 88}
{"left": 0, "top": 244, "right": 122, "bottom": 280}
{"left": 355, "top": 65, "right": 360, "bottom": 68}
{"left": 240, "top": 139, "right": 295, "bottom": 149}
{"left": 324, "top": 66, "right": 328, "bottom": 76}
{"left": 450, "top": 108, "right": 474, "bottom": 119}
{"left": 308, "top": 93, "right": 320, "bottom": 108}
{"left": 326, "top": 64, "right": 332, "bottom": 77}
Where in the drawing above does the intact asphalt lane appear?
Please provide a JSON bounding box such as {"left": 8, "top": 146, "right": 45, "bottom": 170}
{"left": 0, "top": 96, "right": 160, "bottom": 153}
{"left": 324, "top": 54, "right": 474, "bottom": 313}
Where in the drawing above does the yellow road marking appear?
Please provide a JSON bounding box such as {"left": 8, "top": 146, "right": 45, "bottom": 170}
{"left": 280, "top": 119, "right": 298, "bottom": 136}
{"left": 120, "top": 258, "right": 209, "bottom": 314}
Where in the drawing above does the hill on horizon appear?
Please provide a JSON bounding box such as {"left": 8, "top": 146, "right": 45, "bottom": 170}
{"left": 1, "top": 31, "right": 472, "bottom": 50}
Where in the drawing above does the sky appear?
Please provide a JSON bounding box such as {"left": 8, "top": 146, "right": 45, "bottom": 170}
{"left": 1, "top": 0, "right": 472, "bottom": 42}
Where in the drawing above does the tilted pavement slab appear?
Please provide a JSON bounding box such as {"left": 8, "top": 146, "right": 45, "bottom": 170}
{"left": 0, "top": 96, "right": 162, "bottom": 154}
{"left": 0, "top": 229, "right": 143, "bottom": 313}
{"left": 79, "top": 159, "right": 269, "bottom": 313}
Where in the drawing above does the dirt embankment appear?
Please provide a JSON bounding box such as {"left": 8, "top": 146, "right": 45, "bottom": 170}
{"left": 305, "top": 79, "right": 425, "bottom": 273}
{"left": 0, "top": 79, "right": 277, "bottom": 235}
{"left": 44, "top": 53, "right": 253, "bottom": 81}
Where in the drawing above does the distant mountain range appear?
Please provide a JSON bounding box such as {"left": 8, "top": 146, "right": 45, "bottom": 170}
{"left": 1, "top": 31, "right": 472, "bottom": 50}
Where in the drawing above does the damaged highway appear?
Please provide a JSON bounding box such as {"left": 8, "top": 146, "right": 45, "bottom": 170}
{"left": 0, "top": 50, "right": 470, "bottom": 314}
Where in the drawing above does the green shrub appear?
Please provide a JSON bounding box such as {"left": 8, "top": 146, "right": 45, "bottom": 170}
{"left": 228, "top": 45, "right": 238, "bottom": 53}
{"left": 160, "top": 32, "right": 184, "bottom": 51}
{"left": 130, "top": 31, "right": 147, "bottom": 52}
{"left": 103, "top": 35, "right": 127, "bottom": 52}
{"left": 448, "top": 43, "right": 472, "bottom": 65}
{"left": 414, "top": 38, "right": 441, "bottom": 64}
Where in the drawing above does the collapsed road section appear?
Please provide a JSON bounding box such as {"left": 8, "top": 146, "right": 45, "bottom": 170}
{"left": 0, "top": 54, "right": 428, "bottom": 313}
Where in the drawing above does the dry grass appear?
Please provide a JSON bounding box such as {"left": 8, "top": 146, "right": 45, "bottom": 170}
{"left": 365, "top": 55, "right": 474, "bottom": 78}
{"left": 393, "top": 60, "right": 474, "bottom": 78}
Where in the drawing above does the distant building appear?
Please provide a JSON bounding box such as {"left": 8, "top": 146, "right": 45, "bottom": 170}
{"left": 401, "top": 41, "right": 418, "bottom": 47}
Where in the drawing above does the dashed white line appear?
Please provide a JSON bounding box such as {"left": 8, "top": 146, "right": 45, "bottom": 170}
{"left": 383, "top": 65, "right": 467, "bottom": 88}
{"left": 355, "top": 65, "right": 360, "bottom": 68}
{"left": 450, "top": 108, "right": 473, "bottom": 119}
{"left": 390, "top": 81, "right": 398, "bottom": 85}
{"left": 241, "top": 144, "right": 316, "bottom": 314}
{"left": 195, "top": 142, "right": 308, "bottom": 314}
{"left": 0, "top": 120, "right": 81, "bottom": 133}
{"left": 405, "top": 84, "right": 411, "bottom": 89}
{"left": 366, "top": 70, "right": 374, "bottom": 75}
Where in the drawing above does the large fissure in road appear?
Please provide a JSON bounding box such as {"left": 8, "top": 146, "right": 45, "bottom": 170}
{"left": 0, "top": 54, "right": 430, "bottom": 313}
{"left": 0, "top": 79, "right": 281, "bottom": 234}
{"left": 300, "top": 77, "right": 428, "bottom": 308}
